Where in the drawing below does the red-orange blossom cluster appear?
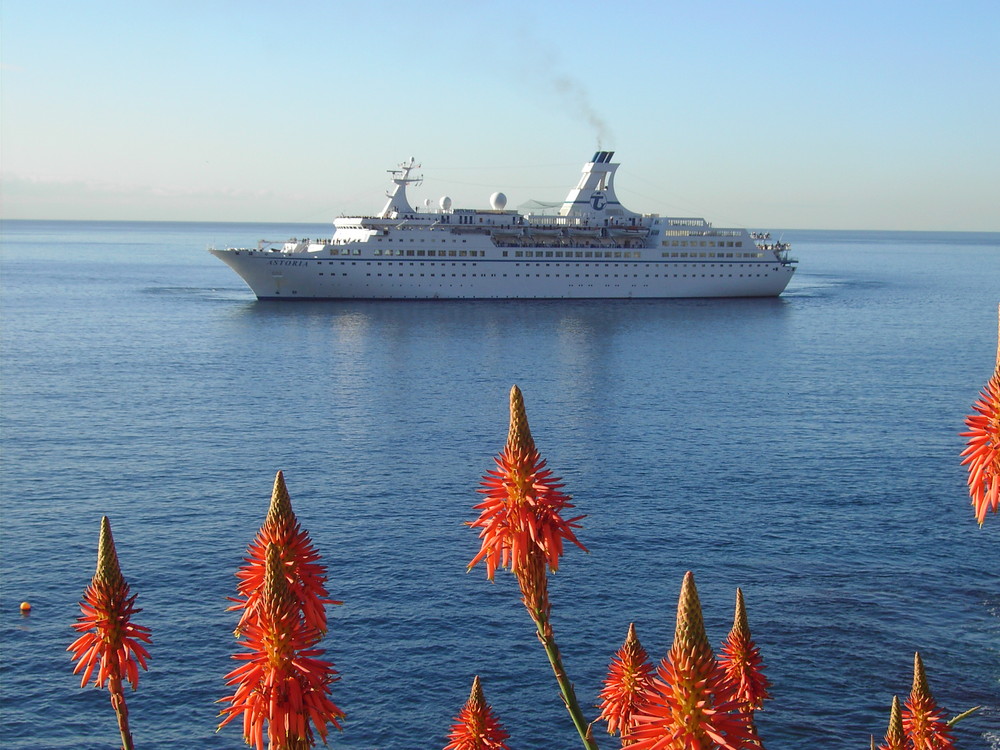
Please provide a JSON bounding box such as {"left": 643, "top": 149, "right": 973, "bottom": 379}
{"left": 218, "top": 472, "right": 345, "bottom": 750}
{"left": 960, "top": 304, "right": 1000, "bottom": 525}
{"left": 444, "top": 676, "right": 510, "bottom": 750}
{"left": 69, "top": 516, "right": 152, "bottom": 750}
{"left": 468, "top": 385, "right": 586, "bottom": 583}
{"left": 69, "top": 516, "right": 152, "bottom": 691}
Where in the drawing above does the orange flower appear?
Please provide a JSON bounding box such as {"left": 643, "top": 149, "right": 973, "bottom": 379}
{"left": 444, "top": 676, "right": 510, "bottom": 750}
{"left": 961, "top": 371, "right": 1000, "bottom": 526}
{"left": 468, "top": 385, "right": 586, "bottom": 581}
{"left": 219, "top": 543, "right": 345, "bottom": 750}
{"left": 876, "top": 695, "right": 906, "bottom": 750}
{"left": 960, "top": 304, "right": 1000, "bottom": 526}
{"left": 901, "top": 653, "right": 954, "bottom": 750}
{"left": 68, "top": 516, "right": 151, "bottom": 691}
{"left": 627, "top": 572, "right": 753, "bottom": 750}
{"left": 230, "top": 471, "right": 337, "bottom": 637}
{"left": 598, "top": 622, "right": 655, "bottom": 740}
{"left": 718, "top": 588, "right": 770, "bottom": 711}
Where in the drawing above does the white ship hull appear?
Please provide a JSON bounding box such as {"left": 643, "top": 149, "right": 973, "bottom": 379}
{"left": 210, "top": 152, "right": 796, "bottom": 300}
{"left": 210, "top": 247, "right": 794, "bottom": 299}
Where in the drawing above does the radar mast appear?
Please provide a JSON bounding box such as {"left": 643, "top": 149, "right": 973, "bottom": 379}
{"left": 378, "top": 157, "right": 422, "bottom": 218}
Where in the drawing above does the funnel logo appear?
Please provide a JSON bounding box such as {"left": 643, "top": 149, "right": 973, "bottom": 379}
{"left": 590, "top": 193, "right": 607, "bottom": 210}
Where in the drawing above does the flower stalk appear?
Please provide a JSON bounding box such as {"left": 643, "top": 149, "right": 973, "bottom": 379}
{"left": 68, "top": 516, "right": 151, "bottom": 750}
{"left": 219, "top": 472, "right": 344, "bottom": 750}
{"left": 469, "top": 386, "right": 594, "bottom": 750}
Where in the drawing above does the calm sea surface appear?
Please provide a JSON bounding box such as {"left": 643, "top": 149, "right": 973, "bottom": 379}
{"left": 1, "top": 220, "right": 998, "bottom": 749}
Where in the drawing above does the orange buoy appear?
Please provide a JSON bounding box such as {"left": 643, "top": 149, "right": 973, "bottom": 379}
{"left": 20, "top": 601, "right": 31, "bottom": 613}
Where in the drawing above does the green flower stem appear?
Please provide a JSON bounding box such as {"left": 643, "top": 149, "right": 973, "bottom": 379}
{"left": 109, "top": 677, "right": 135, "bottom": 750}
{"left": 530, "top": 612, "right": 599, "bottom": 750}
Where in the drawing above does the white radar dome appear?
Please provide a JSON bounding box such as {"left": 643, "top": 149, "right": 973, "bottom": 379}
{"left": 424, "top": 198, "right": 432, "bottom": 207}
{"left": 490, "top": 191, "right": 507, "bottom": 210}
{"left": 440, "top": 196, "right": 452, "bottom": 210}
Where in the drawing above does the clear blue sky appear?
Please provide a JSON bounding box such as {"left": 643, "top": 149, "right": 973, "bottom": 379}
{"left": 2, "top": 0, "right": 999, "bottom": 230}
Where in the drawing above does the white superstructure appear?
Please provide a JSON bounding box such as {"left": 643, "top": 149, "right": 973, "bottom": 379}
{"left": 210, "top": 152, "right": 796, "bottom": 299}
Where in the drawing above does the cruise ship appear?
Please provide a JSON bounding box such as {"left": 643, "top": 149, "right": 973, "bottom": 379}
{"left": 210, "top": 152, "right": 796, "bottom": 299}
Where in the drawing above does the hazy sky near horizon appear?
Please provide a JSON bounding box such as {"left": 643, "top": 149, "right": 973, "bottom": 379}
{"left": 2, "top": 1, "right": 999, "bottom": 230}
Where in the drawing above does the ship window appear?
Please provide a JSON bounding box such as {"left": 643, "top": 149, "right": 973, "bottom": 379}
{"left": 546, "top": 251, "right": 554, "bottom": 258}
{"left": 417, "top": 250, "right": 425, "bottom": 256}
{"left": 407, "top": 250, "right": 414, "bottom": 256}
{"left": 449, "top": 250, "right": 457, "bottom": 257}
{"left": 737, "top": 241, "right": 743, "bottom": 247}
{"left": 515, "top": 251, "right": 523, "bottom": 257}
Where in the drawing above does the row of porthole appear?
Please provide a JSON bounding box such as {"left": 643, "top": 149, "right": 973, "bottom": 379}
{"left": 365, "top": 261, "right": 774, "bottom": 270}
{"left": 258, "top": 254, "right": 782, "bottom": 272}
{"left": 360, "top": 272, "right": 772, "bottom": 279}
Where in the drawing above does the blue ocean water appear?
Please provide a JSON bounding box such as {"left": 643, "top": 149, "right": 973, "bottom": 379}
{"left": 1, "top": 220, "right": 998, "bottom": 749}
